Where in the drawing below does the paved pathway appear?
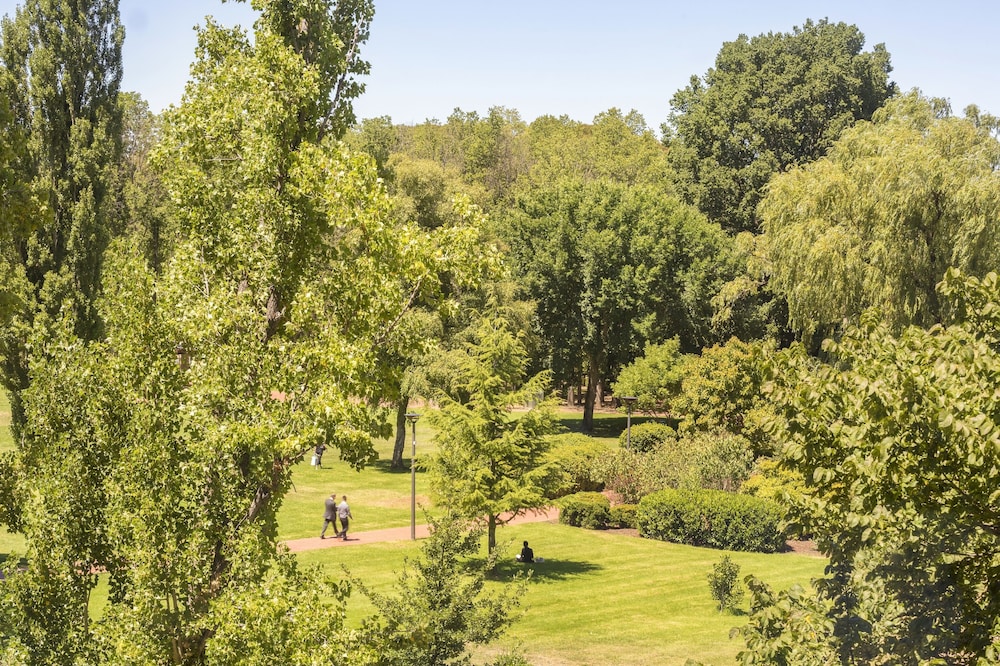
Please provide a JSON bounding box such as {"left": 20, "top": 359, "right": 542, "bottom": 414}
{"left": 284, "top": 507, "right": 560, "bottom": 553}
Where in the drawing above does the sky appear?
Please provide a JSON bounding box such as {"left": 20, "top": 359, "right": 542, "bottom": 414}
{"left": 1, "top": 0, "right": 998, "bottom": 129}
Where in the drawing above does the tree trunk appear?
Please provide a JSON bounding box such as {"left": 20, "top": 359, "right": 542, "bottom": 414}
{"left": 566, "top": 384, "right": 575, "bottom": 406}
{"left": 583, "top": 354, "right": 600, "bottom": 433}
{"left": 488, "top": 514, "right": 498, "bottom": 553}
{"left": 391, "top": 397, "right": 408, "bottom": 469}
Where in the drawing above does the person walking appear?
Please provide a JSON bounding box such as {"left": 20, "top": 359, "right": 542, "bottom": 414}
{"left": 336, "top": 495, "right": 353, "bottom": 539}
{"left": 313, "top": 443, "right": 327, "bottom": 468}
{"left": 321, "top": 492, "right": 338, "bottom": 539}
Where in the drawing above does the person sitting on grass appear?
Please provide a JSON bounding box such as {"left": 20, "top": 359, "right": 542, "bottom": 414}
{"left": 516, "top": 540, "right": 534, "bottom": 563}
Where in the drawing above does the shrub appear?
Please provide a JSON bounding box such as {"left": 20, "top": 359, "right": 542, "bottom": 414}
{"left": 610, "top": 504, "right": 638, "bottom": 529}
{"left": 620, "top": 421, "right": 676, "bottom": 452}
{"left": 487, "top": 649, "right": 533, "bottom": 666}
{"left": 594, "top": 446, "right": 697, "bottom": 504}
{"left": 557, "top": 492, "right": 611, "bottom": 529}
{"left": 545, "top": 434, "right": 609, "bottom": 496}
{"left": 637, "top": 488, "right": 785, "bottom": 552}
{"left": 740, "top": 458, "right": 806, "bottom": 505}
{"left": 708, "top": 555, "right": 744, "bottom": 612}
{"left": 691, "top": 431, "right": 754, "bottom": 492}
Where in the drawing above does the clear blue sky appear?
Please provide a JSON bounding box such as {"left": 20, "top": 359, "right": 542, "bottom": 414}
{"left": 1, "top": 0, "right": 997, "bottom": 128}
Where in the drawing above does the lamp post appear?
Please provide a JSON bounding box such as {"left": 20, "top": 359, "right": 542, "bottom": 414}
{"left": 622, "top": 396, "right": 637, "bottom": 449}
{"left": 405, "top": 412, "right": 420, "bottom": 540}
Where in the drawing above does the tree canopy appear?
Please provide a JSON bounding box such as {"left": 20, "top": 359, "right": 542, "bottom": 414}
{"left": 760, "top": 92, "right": 1000, "bottom": 339}
{"left": 503, "top": 178, "right": 736, "bottom": 430}
{"left": 743, "top": 269, "right": 1000, "bottom": 663}
{"left": 666, "top": 18, "right": 896, "bottom": 234}
{"left": 0, "top": 1, "right": 489, "bottom": 663}
{"left": 0, "top": 0, "right": 124, "bottom": 432}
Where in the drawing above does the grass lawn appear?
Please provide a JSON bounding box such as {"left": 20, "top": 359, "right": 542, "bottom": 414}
{"left": 0, "top": 399, "right": 825, "bottom": 664}
{"left": 296, "top": 520, "right": 826, "bottom": 666}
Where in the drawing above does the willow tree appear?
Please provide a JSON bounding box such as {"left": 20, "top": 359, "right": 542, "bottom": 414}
{"left": 0, "top": 1, "right": 487, "bottom": 663}
{"left": 759, "top": 92, "right": 1000, "bottom": 340}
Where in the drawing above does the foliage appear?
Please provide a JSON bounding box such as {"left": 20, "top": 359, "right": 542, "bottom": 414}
{"left": 354, "top": 514, "right": 525, "bottom": 666}
{"left": 760, "top": 92, "right": 1000, "bottom": 339}
{"left": 503, "top": 178, "right": 736, "bottom": 430}
{"left": 594, "top": 447, "right": 684, "bottom": 504}
{"left": 203, "top": 555, "right": 354, "bottom": 665}
{"left": 749, "top": 269, "right": 1000, "bottom": 662}
{"left": 739, "top": 459, "right": 805, "bottom": 505}
{"left": 544, "top": 433, "right": 609, "bottom": 495}
{"left": 609, "top": 503, "right": 638, "bottom": 529}
{"left": 665, "top": 18, "right": 895, "bottom": 234}
{"left": 0, "top": 1, "right": 494, "bottom": 662}
{"left": 428, "top": 314, "right": 558, "bottom": 552}
{"left": 518, "top": 108, "right": 673, "bottom": 191}
{"left": 0, "top": 0, "right": 124, "bottom": 434}
{"left": 672, "top": 338, "right": 777, "bottom": 454}
{"left": 612, "top": 339, "right": 688, "bottom": 415}
{"left": 736, "top": 578, "right": 839, "bottom": 665}
{"left": 637, "top": 488, "right": 785, "bottom": 552}
{"left": 597, "top": 430, "right": 753, "bottom": 503}
{"left": 692, "top": 431, "right": 755, "bottom": 492}
{"left": 557, "top": 492, "right": 611, "bottom": 529}
{"left": 619, "top": 421, "right": 676, "bottom": 453}
{"left": 708, "top": 555, "right": 744, "bottom": 613}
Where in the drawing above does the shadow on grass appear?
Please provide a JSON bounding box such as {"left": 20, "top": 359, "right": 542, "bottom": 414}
{"left": 490, "top": 558, "right": 603, "bottom": 584}
{"left": 555, "top": 414, "right": 661, "bottom": 439}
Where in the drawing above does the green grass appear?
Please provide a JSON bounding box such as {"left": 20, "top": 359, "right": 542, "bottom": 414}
{"left": 0, "top": 400, "right": 825, "bottom": 664}
{"left": 277, "top": 417, "right": 442, "bottom": 539}
{"left": 296, "top": 520, "right": 826, "bottom": 666}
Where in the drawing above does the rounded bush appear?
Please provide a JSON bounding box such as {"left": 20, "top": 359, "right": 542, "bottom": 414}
{"left": 637, "top": 488, "right": 785, "bottom": 552}
{"left": 546, "top": 434, "right": 609, "bottom": 496}
{"left": 557, "top": 491, "right": 611, "bottom": 529}
{"left": 610, "top": 503, "right": 638, "bottom": 529}
{"left": 620, "top": 422, "right": 676, "bottom": 452}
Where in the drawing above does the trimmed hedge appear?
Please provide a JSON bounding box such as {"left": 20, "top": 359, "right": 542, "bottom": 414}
{"left": 557, "top": 492, "right": 611, "bottom": 529}
{"left": 637, "top": 488, "right": 785, "bottom": 553}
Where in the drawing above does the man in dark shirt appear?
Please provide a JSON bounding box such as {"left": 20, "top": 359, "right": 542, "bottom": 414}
{"left": 320, "top": 492, "right": 338, "bottom": 538}
{"left": 517, "top": 540, "right": 534, "bottom": 563}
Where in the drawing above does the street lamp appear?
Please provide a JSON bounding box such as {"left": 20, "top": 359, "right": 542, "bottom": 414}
{"left": 405, "top": 412, "right": 420, "bottom": 540}
{"left": 622, "top": 396, "right": 638, "bottom": 449}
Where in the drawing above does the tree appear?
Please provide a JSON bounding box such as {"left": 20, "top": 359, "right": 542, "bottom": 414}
{"left": 0, "top": 1, "right": 488, "bottom": 663}
{"left": 519, "top": 108, "right": 673, "bottom": 192}
{"left": 429, "top": 314, "right": 557, "bottom": 553}
{"left": 671, "top": 337, "right": 776, "bottom": 454}
{"left": 354, "top": 514, "right": 526, "bottom": 666}
{"left": 760, "top": 92, "right": 1000, "bottom": 340}
{"left": 743, "top": 269, "right": 1000, "bottom": 663}
{"left": 0, "top": 0, "right": 124, "bottom": 433}
{"left": 503, "top": 178, "right": 736, "bottom": 431}
{"left": 611, "top": 338, "right": 688, "bottom": 415}
{"left": 665, "top": 18, "right": 896, "bottom": 234}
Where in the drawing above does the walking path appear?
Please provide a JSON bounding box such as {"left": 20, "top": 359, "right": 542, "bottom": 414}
{"left": 284, "top": 507, "right": 560, "bottom": 553}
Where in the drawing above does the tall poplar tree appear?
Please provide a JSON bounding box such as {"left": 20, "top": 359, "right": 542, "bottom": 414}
{"left": 0, "top": 1, "right": 488, "bottom": 664}
{"left": 0, "top": 0, "right": 124, "bottom": 432}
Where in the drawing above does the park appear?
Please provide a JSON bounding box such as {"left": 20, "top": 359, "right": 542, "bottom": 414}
{"left": 2, "top": 1, "right": 1000, "bottom": 664}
